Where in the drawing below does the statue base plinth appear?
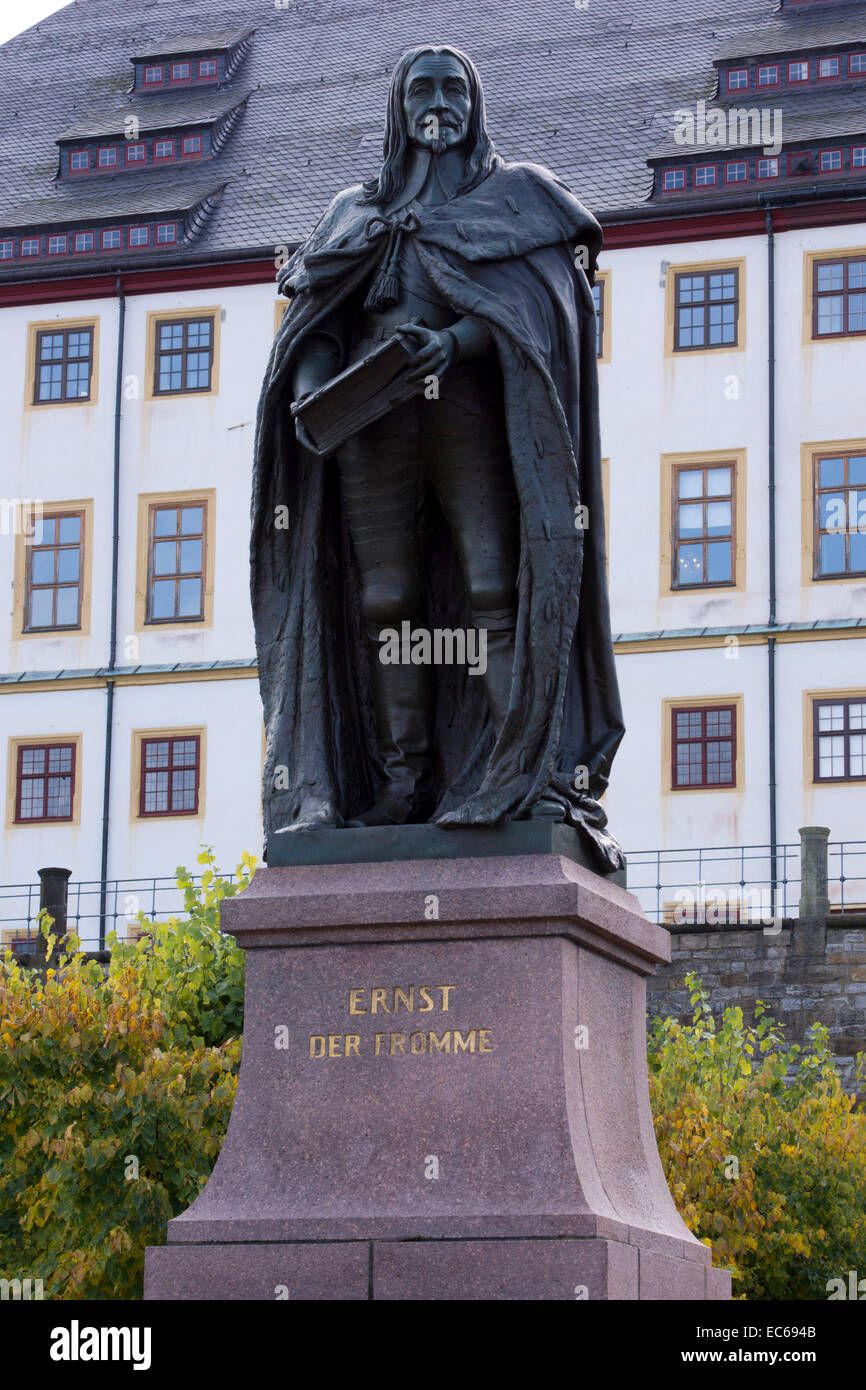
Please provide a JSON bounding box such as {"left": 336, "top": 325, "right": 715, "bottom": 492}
{"left": 144, "top": 844, "right": 730, "bottom": 1300}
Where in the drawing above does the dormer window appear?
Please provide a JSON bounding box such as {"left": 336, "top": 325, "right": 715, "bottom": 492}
{"left": 48, "top": 234, "right": 67, "bottom": 255}
{"left": 144, "top": 65, "right": 164, "bottom": 86}
{"left": 156, "top": 223, "right": 178, "bottom": 245}
{"left": 758, "top": 65, "right": 779, "bottom": 86}
{"left": 854, "top": 147, "right": 866, "bottom": 169}
{"left": 97, "top": 147, "right": 118, "bottom": 168}
{"left": 154, "top": 139, "right": 175, "bottom": 161}
{"left": 73, "top": 232, "right": 94, "bottom": 253}
{"left": 101, "top": 229, "right": 122, "bottom": 250}
{"left": 0, "top": 240, "right": 13, "bottom": 260}
{"left": 788, "top": 61, "right": 809, "bottom": 83}
{"left": 21, "top": 237, "right": 40, "bottom": 258}
{"left": 170, "top": 62, "right": 191, "bottom": 82}
{"left": 725, "top": 161, "right": 748, "bottom": 184}
{"left": 69, "top": 150, "right": 89, "bottom": 172}
{"left": 818, "top": 56, "right": 840, "bottom": 80}
{"left": 198, "top": 59, "right": 217, "bottom": 79}
{"left": 819, "top": 149, "right": 842, "bottom": 172}
{"left": 695, "top": 165, "right": 716, "bottom": 187}
{"left": 126, "top": 143, "right": 146, "bottom": 164}
{"left": 727, "top": 68, "right": 749, "bottom": 91}
{"left": 663, "top": 169, "right": 685, "bottom": 191}
{"left": 757, "top": 157, "right": 779, "bottom": 180}
{"left": 850, "top": 54, "right": 866, "bottom": 75}
{"left": 182, "top": 135, "right": 202, "bottom": 156}
{"left": 129, "top": 226, "right": 150, "bottom": 247}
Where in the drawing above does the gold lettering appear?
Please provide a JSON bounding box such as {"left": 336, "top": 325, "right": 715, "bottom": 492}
{"left": 478, "top": 1029, "right": 493, "bottom": 1053}
{"left": 371, "top": 987, "right": 390, "bottom": 1014}
{"left": 410, "top": 1031, "right": 427, "bottom": 1054}
{"left": 428, "top": 1030, "right": 451, "bottom": 1053}
{"left": 374, "top": 1033, "right": 387, "bottom": 1056}
{"left": 452, "top": 1029, "right": 476, "bottom": 1053}
{"left": 393, "top": 986, "right": 414, "bottom": 1012}
{"left": 390, "top": 1032, "right": 407, "bottom": 1055}
{"left": 309, "top": 1035, "right": 326, "bottom": 1058}
{"left": 345, "top": 1034, "right": 360, "bottom": 1057}
{"left": 437, "top": 985, "right": 456, "bottom": 1012}
{"left": 328, "top": 1034, "right": 343, "bottom": 1057}
{"left": 418, "top": 986, "right": 434, "bottom": 1012}
{"left": 348, "top": 989, "right": 366, "bottom": 1014}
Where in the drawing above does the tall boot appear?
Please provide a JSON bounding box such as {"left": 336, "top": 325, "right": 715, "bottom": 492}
{"left": 473, "top": 612, "right": 516, "bottom": 739}
{"left": 350, "top": 649, "right": 432, "bottom": 826}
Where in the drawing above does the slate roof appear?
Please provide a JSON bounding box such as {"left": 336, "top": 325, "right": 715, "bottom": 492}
{"left": 57, "top": 88, "right": 253, "bottom": 141}
{"left": 717, "top": 11, "right": 866, "bottom": 59}
{"left": 649, "top": 88, "right": 866, "bottom": 158}
{"left": 130, "top": 26, "right": 254, "bottom": 60}
{"left": 0, "top": 0, "right": 864, "bottom": 270}
{"left": 0, "top": 177, "right": 226, "bottom": 230}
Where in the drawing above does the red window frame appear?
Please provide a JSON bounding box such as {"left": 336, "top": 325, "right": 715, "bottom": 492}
{"left": 726, "top": 67, "right": 749, "bottom": 92}
{"left": 787, "top": 59, "right": 810, "bottom": 83}
{"left": 0, "top": 239, "right": 13, "bottom": 260}
{"left": 757, "top": 64, "right": 780, "bottom": 88}
{"left": 125, "top": 142, "right": 146, "bottom": 165}
{"left": 724, "top": 160, "right": 748, "bottom": 184}
{"left": 47, "top": 234, "right": 68, "bottom": 256}
{"left": 788, "top": 151, "right": 813, "bottom": 177}
{"left": 153, "top": 138, "right": 175, "bottom": 162}
{"left": 198, "top": 58, "right": 218, "bottom": 79}
{"left": 662, "top": 168, "right": 686, "bottom": 191}
{"left": 143, "top": 64, "right": 164, "bottom": 86}
{"left": 169, "top": 61, "right": 192, "bottom": 83}
{"left": 848, "top": 53, "right": 866, "bottom": 76}
{"left": 101, "top": 227, "right": 123, "bottom": 251}
{"left": 20, "top": 237, "right": 41, "bottom": 259}
{"left": 72, "top": 231, "right": 95, "bottom": 255}
{"left": 155, "top": 222, "right": 178, "bottom": 245}
{"left": 138, "top": 735, "right": 201, "bottom": 817}
{"left": 818, "top": 148, "right": 843, "bottom": 174}
{"left": 671, "top": 705, "right": 737, "bottom": 791}
{"left": 852, "top": 145, "right": 866, "bottom": 169}
{"left": 128, "top": 225, "right": 150, "bottom": 248}
{"left": 817, "top": 55, "right": 841, "bottom": 81}
{"left": 68, "top": 149, "right": 90, "bottom": 173}
{"left": 181, "top": 134, "right": 202, "bottom": 156}
{"left": 96, "top": 145, "right": 118, "bottom": 169}
{"left": 694, "top": 164, "right": 717, "bottom": 187}
{"left": 15, "top": 742, "right": 77, "bottom": 823}
{"left": 757, "top": 157, "right": 779, "bottom": 180}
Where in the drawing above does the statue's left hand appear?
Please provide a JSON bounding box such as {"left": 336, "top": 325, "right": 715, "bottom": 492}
{"left": 395, "top": 322, "right": 457, "bottom": 385}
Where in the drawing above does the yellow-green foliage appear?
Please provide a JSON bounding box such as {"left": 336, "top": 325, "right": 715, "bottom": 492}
{"left": 648, "top": 972, "right": 866, "bottom": 1300}
{"left": 0, "top": 851, "right": 252, "bottom": 1300}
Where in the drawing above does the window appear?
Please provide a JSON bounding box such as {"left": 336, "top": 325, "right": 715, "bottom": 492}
{"left": 853, "top": 146, "right": 866, "bottom": 169}
{"left": 14, "top": 742, "right": 76, "bottom": 822}
{"left": 592, "top": 279, "right": 605, "bottom": 358}
{"left": 695, "top": 165, "right": 717, "bottom": 187}
{"left": 819, "top": 150, "right": 842, "bottom": 172}
{"left": 182, "top": 135, "right": 202, "bottom": 155}
{"left": 758, "top": 64, "right": 779, "bottom": 86}
{"left": 126, "top": 142, "right": 146, "bottom": 164}
{"left": 198, "top": 59, "right": 217, "bottom": 78}
{"left": 69, "top": 150, "right": 89, "bottom": 171}
{"left": 757, "top": 157, "right": 779, "bottom": 179}
{"left": 154, "top": 139, "right": 174, "bottom": 160}
{"left": 73, "top": 232, "right": 94, "bottom": 253}
{"left": 21, "top": 238, "right": 40, "bottom": 258}
{"left": 24, "top": 512, "right": 83, "bottom": 629}
{"left": 170, "top": 62, "right": 191, "bottom": 81}
{"left": 813, "top": 699, "right": 866, "bottom": 782}
{"left": 813, "top": 452, "right": 866, "bottom": 578}
{"left": 129, "top": 226, "right": 149, "bottom": 247}
{"left": 849, "top": 54, "right": 866, "bottom": 75}
{"left": 725, "top": 161, "right": 748, "bottom": 184}
{"left": 97, "top": 147, "right": 118, "bottom": 168}
{"left": 674, "top": 268, "right": 739, "bottom": 349}
{"left": 818, "top": 56, "right": 840, "bottom": 79}
{"left": 727, "top": 68, "right": 749, "bottom": 91}
{"left": 812, "top": 256, "right": 866, "bottom": 337}
{"left": 138, "top": 734, "right": 201, "bottom": 816}
{"left": 672, "top": 462, "right": 735, "bottom": 587}
{"left": 663, "top": 168, "right": 685, "bottom": 191}
{"left": 146, "top": 501, "right": 206, "bottom": 621}
{"left": 672, "top": 706, "right": 736, "bottom": 789}
{"left": 144, "top": 65, "right": 163, "bottom": 84}
{"left": 788, "top": 61, "right": 809, "bottom": 82}
{"left": 156, "top": 223, "right": 177, "bottom": 245}
{"left": 101, "top": 229, "right": 122, "bottom": 250}
{"left": 48, "top": 235, "right": 68, "bottom": 256}
{"left": 33, "top": 326, "right": 94, "bottom": 403}
{"left": 0, "top": 239, "right": 13, "bottom": 260}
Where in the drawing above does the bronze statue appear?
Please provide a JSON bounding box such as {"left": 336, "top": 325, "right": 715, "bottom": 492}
{"left": 252, "top": 44, "right": 625, "bottom": 871}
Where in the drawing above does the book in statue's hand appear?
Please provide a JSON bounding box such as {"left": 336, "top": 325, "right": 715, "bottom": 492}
{"left": 290, "top": 332, "right": 422, "bottom": 456}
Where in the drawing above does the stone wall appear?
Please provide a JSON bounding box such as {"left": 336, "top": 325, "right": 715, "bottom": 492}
{"left": 646, "top": 922, "right": 866, "bottom": 1093}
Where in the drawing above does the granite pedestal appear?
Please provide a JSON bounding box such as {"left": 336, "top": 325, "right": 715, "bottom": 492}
{"left": 144, "top": 827, "right": 731, "bottom": 1300}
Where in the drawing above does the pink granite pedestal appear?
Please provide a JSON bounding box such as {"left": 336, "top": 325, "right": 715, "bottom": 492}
{"left": 144, "top": 851, "right": 731, "bottom": 1300}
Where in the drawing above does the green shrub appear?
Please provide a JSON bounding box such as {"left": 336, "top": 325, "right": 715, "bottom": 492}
{"left": 648, "top": 972, "right": 866, "bottom": 1300}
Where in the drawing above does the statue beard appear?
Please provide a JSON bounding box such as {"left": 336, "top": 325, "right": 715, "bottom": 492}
{"left": 430, "top": 136, "right": 447, "bottom": 155}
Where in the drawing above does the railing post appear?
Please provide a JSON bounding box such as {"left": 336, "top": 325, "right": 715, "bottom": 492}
{"left": 36, "top": 867, "right": 72, "bottom": 962}
{"left": 794, "top": 827, "right": 829, "bottom": 957}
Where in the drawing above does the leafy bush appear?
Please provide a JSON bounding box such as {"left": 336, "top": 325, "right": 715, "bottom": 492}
{"left": 0, "top": 851, "right": 253, "bottom": 1300}
{"left": 648, "top": 972, "right": 866, "bottom": 1300}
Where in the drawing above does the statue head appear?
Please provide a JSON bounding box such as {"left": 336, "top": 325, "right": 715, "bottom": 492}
{"left": 361, "top": 44, "right": 499, "bottom": 205}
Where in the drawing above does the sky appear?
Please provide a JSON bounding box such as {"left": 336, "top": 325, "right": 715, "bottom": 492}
{"left": 0, "top": 0, "right": 72, "bottom": 47}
